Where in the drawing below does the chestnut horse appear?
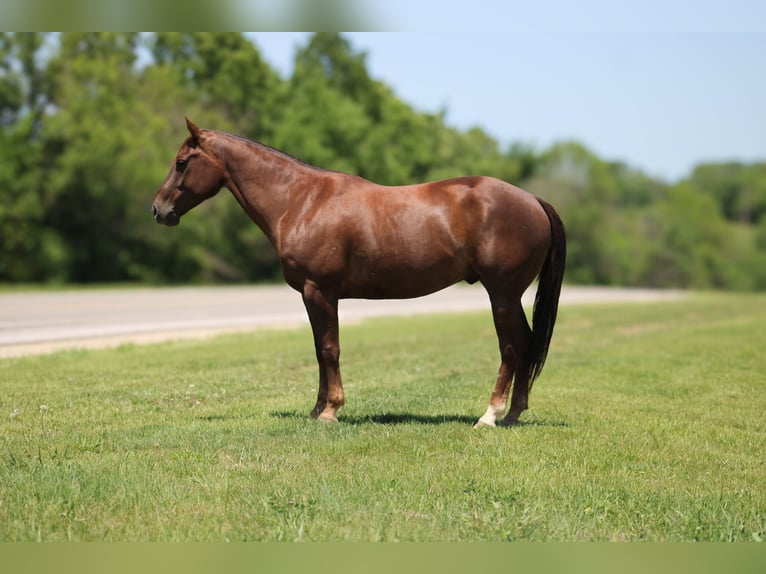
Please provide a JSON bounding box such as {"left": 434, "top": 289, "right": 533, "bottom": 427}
{"left": 152, "top": 119, "right": 566, "bottom": 427}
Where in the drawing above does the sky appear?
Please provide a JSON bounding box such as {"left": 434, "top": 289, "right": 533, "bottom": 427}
{"left": 247, "top": 5, "right": 765, "bottom": 182}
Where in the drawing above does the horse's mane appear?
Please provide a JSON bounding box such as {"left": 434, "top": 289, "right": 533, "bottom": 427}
{"left": 211, "top": 130, "right": 333, "bottom": 174}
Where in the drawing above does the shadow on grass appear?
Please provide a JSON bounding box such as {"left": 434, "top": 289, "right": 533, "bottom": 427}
{"left": 346, "top": 412, "right": 478, "bottom": 426}
{"left": 270, "top": 410, "right": 569, "bottom": 428}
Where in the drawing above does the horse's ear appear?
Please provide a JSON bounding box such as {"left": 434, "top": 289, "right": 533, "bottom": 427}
{"left": 185, "top": 117, "right": 201, "bottom": 146}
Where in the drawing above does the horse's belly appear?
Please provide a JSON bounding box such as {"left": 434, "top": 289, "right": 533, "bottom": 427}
{"left": 341, "top": 256, "right": 469, "bottom": 299}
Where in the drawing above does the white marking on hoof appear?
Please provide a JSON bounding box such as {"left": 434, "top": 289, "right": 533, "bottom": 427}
{"left": 473, "top": 416, "right": 496, "bottom": 429}
{"left": 473, "top": 404, "right": 505, "bottom": 429}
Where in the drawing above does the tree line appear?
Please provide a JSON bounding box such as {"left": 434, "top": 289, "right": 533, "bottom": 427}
{"left": 1, "top": 32, "right": 765, "bottom": 289}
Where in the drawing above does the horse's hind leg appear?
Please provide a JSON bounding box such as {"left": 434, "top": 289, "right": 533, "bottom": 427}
{"left": 504, "top": 325, "right": 532, "bottom": 425}
{"left": 474, "top": 297, "right": 531, "bottom": 428}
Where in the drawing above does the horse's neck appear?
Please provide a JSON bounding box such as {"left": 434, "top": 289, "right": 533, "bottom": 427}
{"left": 219, "top": 137, "right": 308, "bottom": 248}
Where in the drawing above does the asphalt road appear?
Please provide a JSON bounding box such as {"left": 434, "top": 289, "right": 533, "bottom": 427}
{"left": 0, "top": 284, "right": 684, "bottom": 358}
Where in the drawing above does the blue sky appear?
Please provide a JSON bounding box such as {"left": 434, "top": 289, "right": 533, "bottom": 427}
{"left": 248, "top": 5, "right": 765, "bottom": 181}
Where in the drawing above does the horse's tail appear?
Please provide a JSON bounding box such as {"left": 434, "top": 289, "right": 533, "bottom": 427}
{"left": 527, "top": 197, "right": 567, "bottom": 389}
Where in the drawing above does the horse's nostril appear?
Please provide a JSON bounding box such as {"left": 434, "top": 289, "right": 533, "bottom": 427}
{"left": 151, "top": 204, "right": 158, "bottom": 217}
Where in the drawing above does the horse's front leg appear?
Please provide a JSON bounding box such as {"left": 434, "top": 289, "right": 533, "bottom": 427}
{"left": 302, "top": 281, "right": 344, "bottom": 422}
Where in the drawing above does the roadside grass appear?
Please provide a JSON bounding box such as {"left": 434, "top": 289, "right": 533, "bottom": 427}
{"left": 0, "top": 293, "right": 764, "bottom": 541}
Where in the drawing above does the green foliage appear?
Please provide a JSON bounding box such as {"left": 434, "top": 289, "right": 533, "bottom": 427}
{"left": 0, "top": 32, "right": 765, "bottom": 289}
{"left": 689, "top": 162, "right": 766, "bottom": 224}
{"left": 526, "top": 142, "right": 766, "bottom": 290}
{"left": 150, "top": 33, "right": 282, "bottom": 139}
{"left": 1, "top": 296, "right": 764, "bottom": 540}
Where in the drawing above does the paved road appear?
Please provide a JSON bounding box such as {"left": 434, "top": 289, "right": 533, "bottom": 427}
{"left": 0, "top": 285, "right": 684, "bottom": 358}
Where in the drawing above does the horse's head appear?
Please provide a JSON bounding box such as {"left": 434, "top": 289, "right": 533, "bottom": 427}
{"left": 152, "top": 118, "right": 225, "bottom": 226}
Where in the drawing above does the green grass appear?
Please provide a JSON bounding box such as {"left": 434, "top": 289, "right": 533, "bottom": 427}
{"left": 1, "top": 293, "right": 764, "bottom": 541}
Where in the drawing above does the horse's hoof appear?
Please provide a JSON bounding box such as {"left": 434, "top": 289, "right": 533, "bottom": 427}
{"left": 317, "top": 412, "right": 339, "bottom": 423}
{"left": 500, "top": 416, "right": 521, "bottom": 427}
{"left": 473, "top": 417, "right": 496, "bottom": 429}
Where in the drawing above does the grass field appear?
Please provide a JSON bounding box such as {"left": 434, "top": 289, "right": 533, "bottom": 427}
{"left": 1, "top": 293, "right": 764, "bottom": 541}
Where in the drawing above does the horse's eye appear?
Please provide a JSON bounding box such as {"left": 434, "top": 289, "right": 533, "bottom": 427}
{"left": 175, "top": 159, "right": 187, "bottom": 172}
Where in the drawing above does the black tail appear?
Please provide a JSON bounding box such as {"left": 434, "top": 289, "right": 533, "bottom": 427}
{"left": 527, "top": 197, "right": 567, "bottom": 388}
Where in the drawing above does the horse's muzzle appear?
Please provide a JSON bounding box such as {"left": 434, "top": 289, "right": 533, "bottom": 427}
{"left": 152, "top": 203, "right": 180, "bottom": 226}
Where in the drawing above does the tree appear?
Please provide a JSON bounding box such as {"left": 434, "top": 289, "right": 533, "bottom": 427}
{"left": 689, "top": 162, "right": 766, "bottom": 224}
{"left": 0, "top": 33, "right": 65, "bottom": 281}
{"left": 643, "top": 183, "right": 728, "bottom": 288}
{"left": 38, "top": 33, "right": 145, "bottom": 281}
{"left": 293, "top": 32, "right": 381, "bottom": 120}
{"left": 150, "top": 33, "right": 283, "bottom": 139}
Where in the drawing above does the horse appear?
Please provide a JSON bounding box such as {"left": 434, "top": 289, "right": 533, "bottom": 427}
{"left": 152, "top": 119, "right": 566, "bottom": 427}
